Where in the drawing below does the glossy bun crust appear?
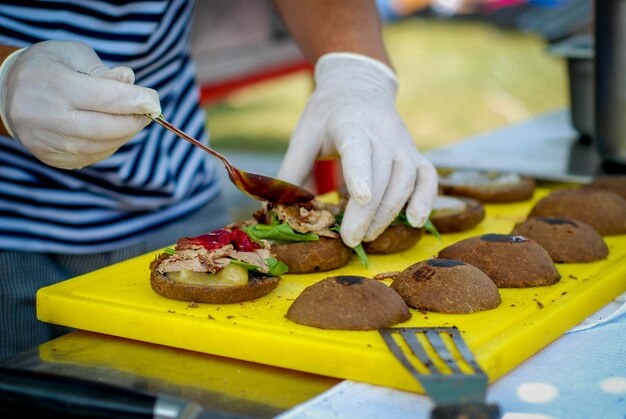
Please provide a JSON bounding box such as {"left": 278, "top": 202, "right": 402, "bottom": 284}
{"left": 430, "top": 196, "right": 485, "bottom": 233}
{"left": 149, "top": 253, "right": 280, "bottom": 304}
{"left": 270, "top": 237, "right": 352, "bottom": 274}
{"left": 582, "top": 175, "right": 626, "bottom": 200}
{"left": 286, "top": 275, "right": 411, "bottom": 330}
{"left": 391, "top": 259, "right": 501, "bottom": 313}
{"left": 363, "top": 224, "right": 423, "bottom": 254}
{"left": 440, "top": 175, "right": 536, "bottom": 203}
{"left": 437, "top": 234, "right": 561, "bottom": 288}
{"left": 511, "top": 217, "right": 608, "bottom": 263}
{"left": 528, "top": 188, "right": 626, "bottom": 235}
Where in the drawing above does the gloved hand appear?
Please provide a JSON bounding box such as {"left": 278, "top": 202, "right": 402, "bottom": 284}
{"left": 277, "top": 52, "right": 438, "bottom": 248}
{"left": 0, "top": 40, "right": 161, "bottom": 169}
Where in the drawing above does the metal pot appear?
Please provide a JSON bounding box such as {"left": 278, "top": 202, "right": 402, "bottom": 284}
{"left": 549, "top": 35, "right": 594, "bottom": 140}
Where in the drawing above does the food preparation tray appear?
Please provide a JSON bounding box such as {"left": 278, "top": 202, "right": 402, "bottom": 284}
{"left": 36, "top": 186, "right": 626, "bottom": 393}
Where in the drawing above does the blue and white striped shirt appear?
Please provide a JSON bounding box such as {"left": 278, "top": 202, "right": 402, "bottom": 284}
{"left": 0, "top": 0, "right": 221, "bottom": 253}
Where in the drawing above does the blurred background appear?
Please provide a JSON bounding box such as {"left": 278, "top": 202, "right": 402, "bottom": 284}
{"left": 189, "top": 0, "right": 591, "bottom": 219}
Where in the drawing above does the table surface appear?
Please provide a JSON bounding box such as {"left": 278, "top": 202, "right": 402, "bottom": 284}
{"left": 6, "top": 296, "right": 625, "bottom": 418}
{"left": 424, "top": 109, "right": 613, "bottom": 183}
{"left": 4, "top": 111, "right": 626, "bottom": 418}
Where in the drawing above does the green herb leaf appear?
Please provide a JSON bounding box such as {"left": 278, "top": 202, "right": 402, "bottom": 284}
{"left": 398, "top": 211, "right": 440, "bottom": 241}
{"left": 164, "top": 247, "right": 176, "bottom": 255}
{"left": 266, "top": 257, "right": 289, "bottom": 276}
{"left": 230, "top": 257, "right": 289, "bottom": 276}
{"left": 353, "top": 243, "right": 369, "bottom": 268}
{"left": 423, "top": 219, "right": 442, "bottom": 241}
{"left": 229, "top": 260, "right": 259, "bottom": 271}
{"left": 242, "top": 222, "right": 319, "bottom": 243}
{"left": 328, "top": 214, "right": 367, "bottom": 266}
{"left": 395, "top": 211, "right": 412, "bottom": 227}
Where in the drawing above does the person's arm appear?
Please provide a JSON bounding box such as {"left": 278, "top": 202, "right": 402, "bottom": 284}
{"left": 0, "top": 45, "right": 21, "bottom": 137}
{"left": 272, "top": 0, "right": 392, "bottom": 67}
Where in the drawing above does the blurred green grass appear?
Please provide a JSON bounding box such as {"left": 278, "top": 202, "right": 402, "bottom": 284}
{"left": 205, "top": 17, "right": 567, "bottom": 153}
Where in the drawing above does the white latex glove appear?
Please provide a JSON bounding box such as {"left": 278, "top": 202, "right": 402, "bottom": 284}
{"left": 0, "top": 40, "right": 161, "bottom": 169}
{"left": 277, "top": 52, "right": 438, "bottom": 248}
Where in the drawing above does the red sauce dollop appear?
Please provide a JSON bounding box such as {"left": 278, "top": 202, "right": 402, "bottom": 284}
{"left": 184, "top": 229, "right": 260, "bottom": 252}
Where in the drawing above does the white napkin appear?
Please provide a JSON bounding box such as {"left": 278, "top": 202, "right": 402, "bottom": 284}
{"left": 567, "top": 293, "right": 626, "bottom": 333}
{"left": 278, "top": 292, "right": 626, "bottom": 419}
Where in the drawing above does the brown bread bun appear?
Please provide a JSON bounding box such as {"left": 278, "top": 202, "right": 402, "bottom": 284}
{"left": 391, "top": 259, "right": 501, "bottom": 313}
{"left": 582, "top": 175, "right": 626, "bottom": 200}
{"left": 528, "top": 188, "right": 626, "bottom": 235}
{"left": 286, "top": 275, "right": 411, "bottom": 330}
{"left": 362, "top": 223, "right": 423, "bottom": 254}
{"left": 437, "top": 234, "right": 561, "bottom": 288}
{"left": 438, "top": 170, "right": 536, "bottom": 203}
{"left": 149, "top": 254, "right": 280, "bottom": 304}
{"left": 511, "top": 217, "right": 609, "bottom": 263}
{"left": 271, "top": 237, "right": 352, "bottom": 274}
{"left": 429, "top": 195, "right": 485, "bottom": 233}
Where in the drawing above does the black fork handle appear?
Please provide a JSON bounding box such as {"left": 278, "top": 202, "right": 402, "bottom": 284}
{"left": 0, "top": 367, "right": 200, "bottom": 418}
{"left": 431, "top": 402, "right": 501, "bottom": 419}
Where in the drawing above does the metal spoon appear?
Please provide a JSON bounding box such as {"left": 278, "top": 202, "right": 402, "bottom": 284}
{"left": 147, "top": 115, "right": 315, "bottom": 204}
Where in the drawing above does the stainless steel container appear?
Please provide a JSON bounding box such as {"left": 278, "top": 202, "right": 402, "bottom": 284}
{"left": 550, "top": 35, "right": 594, "bottom": 140}
{"left": 595, "top": 0, "right": 626, "bottom": 167}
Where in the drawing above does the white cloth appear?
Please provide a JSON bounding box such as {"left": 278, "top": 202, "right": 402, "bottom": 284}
{"left": 279, "top": 292, "right": 626, "bottom": 419}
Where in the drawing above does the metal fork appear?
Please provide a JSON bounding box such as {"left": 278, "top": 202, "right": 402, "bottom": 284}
{"left": 379, "top": 327, "right": 500, "bottom": 419}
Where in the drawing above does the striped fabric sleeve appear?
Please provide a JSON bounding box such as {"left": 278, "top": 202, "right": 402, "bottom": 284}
{"left": 0, "top": 0, "right": 222, "bottom": 253}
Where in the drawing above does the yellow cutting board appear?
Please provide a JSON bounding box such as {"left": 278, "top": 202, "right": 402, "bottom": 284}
{"left": 37, "top": 186, "right": 626, "bottom": 394}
